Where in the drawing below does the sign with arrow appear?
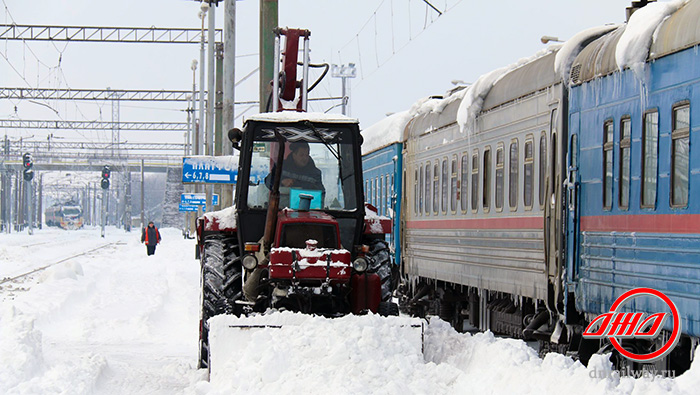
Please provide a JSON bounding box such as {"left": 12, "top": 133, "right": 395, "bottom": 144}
{"left": 182, "top": 156, "right": 237, "bottom": 184}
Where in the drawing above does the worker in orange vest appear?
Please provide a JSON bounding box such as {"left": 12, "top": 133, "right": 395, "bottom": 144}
{"left": 141, "top": 221, "right": 162, "bottom": 256}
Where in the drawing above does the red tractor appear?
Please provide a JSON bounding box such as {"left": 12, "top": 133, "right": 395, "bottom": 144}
{"left": 195, "top": 28, "right": 396, "bottom": 369}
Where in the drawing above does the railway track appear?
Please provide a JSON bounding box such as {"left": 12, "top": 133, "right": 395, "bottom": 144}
{"left": 0, "top": 242, "right": 124, "bottom": 286}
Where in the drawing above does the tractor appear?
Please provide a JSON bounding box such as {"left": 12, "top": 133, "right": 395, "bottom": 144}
{"left": 195, "top": 28, "right": 397, "bottom": 369}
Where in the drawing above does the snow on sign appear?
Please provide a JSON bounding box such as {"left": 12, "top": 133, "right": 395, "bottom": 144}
{"left": 182, "top": 156, "right": 237, "bottom": 184}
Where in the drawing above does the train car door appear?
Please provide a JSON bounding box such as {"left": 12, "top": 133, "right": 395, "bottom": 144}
{"left": 545, "top": 107, "right": 565, "bottom": 313}
{"left": 566, "top": 114, "right": 581, "bottom": 285}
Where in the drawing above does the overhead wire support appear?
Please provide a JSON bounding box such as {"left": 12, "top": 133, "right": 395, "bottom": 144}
{"left": 0, "top": 24, "right": 222, "bottom": 44}
{"left": 0, "top": 87, "right": 198, "bottom": 102}
{"left": 0, "top": 119, "right": 188, "bottom": 131}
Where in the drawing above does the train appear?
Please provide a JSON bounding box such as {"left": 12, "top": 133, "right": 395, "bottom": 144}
{"left": 361, "top": 0, "right": 699, "bottom": 373}
{"left": 45, "top": 203, "right": 84, "bottom": 230}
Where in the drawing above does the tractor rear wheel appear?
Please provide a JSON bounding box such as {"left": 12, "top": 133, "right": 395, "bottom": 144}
{"left": 198, "top": 233, "right": 242, "bottom": 369}
{"left": 367, "top": 239, "right": 394, "bottom": 303}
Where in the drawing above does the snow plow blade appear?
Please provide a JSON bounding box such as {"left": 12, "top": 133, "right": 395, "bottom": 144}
{"left": 207, "top": 312, "right": 424, "bottom": 379}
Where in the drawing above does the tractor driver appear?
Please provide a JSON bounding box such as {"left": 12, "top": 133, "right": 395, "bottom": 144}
{"left": 265, "top": 140, "right": 325, "bottom": 194}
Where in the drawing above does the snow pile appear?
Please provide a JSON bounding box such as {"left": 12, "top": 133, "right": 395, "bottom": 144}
{"left": 554, "top": 25, "right": 620, "bottom": 81}
{"left": 456, "top": 47, "right": 558, "bottom": 135}
{"left": 200, "top": 314, "right": 700, "bottom": 394}
{"left": 3, "top": 227, "right": 699, "bottom": 394}
{"left": 203, "top": 205, "right": 237, "bottom": 230}
{"left": 205, "top": 312, "right": 425, "bottom": 394}
{"left": 360, "top": 110, "right": 412, "bottom": 155}
{"left": 616, "top": 0, "right": 687, "bottom": 79}
{"left": 0, "top": 227, "right": 203, "bottom": 393}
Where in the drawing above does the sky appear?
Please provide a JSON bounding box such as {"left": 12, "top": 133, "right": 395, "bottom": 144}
{"left": 0, "top": 0, "right": 635, "bottom": 137}
{"left": 1, "top": 226, "right": 698, "bottom": 393}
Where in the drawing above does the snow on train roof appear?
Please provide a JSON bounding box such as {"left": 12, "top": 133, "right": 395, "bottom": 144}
{"left": 571, "top": 0, "right": 689, "bottom": 85}
{"left": 616, "top": 0, "right": 687, "bottom": 78}
{"left": 456, "top": 46, "right": 558, "bottom": 135}
{"left": 245, "top": 112, "right": 358, "bottom": 124}
{"left": 360, "top": 111, "right": 411, "bottom": 155}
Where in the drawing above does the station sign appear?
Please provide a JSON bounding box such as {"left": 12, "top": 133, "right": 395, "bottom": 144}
{"left": 181, "top": 193, "right": 219, "bottom": 206}
{"left": 182, "top": 156, "right": 237, "bottom": 184}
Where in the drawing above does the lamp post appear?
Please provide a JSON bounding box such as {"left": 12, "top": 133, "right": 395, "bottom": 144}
{"left": 331, "top": 63, "right": 357, "bottom": 116}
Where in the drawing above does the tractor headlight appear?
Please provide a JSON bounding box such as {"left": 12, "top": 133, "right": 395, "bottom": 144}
{"left": 352, "top": 257, "right": 368, "bottom": 273}
{"left": 242, "top": 254, "right": 258, "bottom": 270}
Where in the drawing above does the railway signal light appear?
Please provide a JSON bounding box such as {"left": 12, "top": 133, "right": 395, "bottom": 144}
{"left": 101, "top": 165, "right": 110, "bottom": 189}
{"left": 22, "top": 152, "right": 34, "bottom": 181}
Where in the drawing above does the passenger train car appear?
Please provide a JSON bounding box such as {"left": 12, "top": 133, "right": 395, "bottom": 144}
{"left": 361, "top": 111, "right": 411, "bottom": 267}
{"left": 363, "top": 0, "right": 700, "bottom": 372}
{"left": 45, "top": 203, "right": 84, "bottom": 230}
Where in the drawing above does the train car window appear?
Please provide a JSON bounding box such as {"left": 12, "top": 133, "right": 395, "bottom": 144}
{"left": 441, "top": 158, "right": 448, "bottom": 213}
{"left": 603, "top": 120, "right": 614, "bottom": 210}
{"left": 471, "top": 151, "right": 479, "bottom": 212}
{"left": 419, "top": 165, "right": 424, "bottom": 215}
{"left": 365, "top": 180, "right": 368, "bottom": 202}
{"left": 539, "top": 133, "right": 547, "bottom": 208}
{"left": 483, "top": 147, "right": 491, "bottom": 212}
{"left": 451, "top": 156, "right": 458, "bottom": 212}
{"left": 642, "top": 110, "right": 659, "bottom": 208}
{"left": 425, "top": 162, "right": 431, "bottom": 214}
{"left": 375, "top": 177, "right": 379, "bottom": 208}
{"left": 385, "top": 175, "right": 390, "bottom": 214}
{"left": 524, "top": 138, "right": 534, "bottom": 209}
{"left": 509, "top": 140, "right": 519, "bottom": 210}
{"left": 382, "top": 175, "right": 386, "bottom": 215}
{"left": 414, "top": 169, "right": 419, "bottom": 215}
{"left": 619, "top": 117, "right": 631, "bottom": 210}
{"left": 495, "top": 145, "right": 504, "bottom": 211}
{"left": 433, "top": 163, "right": 440, "bottom": 214}
{"left": 461, "top": 155, "right": 469, "bottom": 212}
{"left": 672, "top": 103, "right": 690, "bottom": 208}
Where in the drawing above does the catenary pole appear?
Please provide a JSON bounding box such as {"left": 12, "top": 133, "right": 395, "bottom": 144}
{"left": 259, "top": 0, "right": 278, "bottom": 113}
{"left": 206, "top": 1, "right": 216, "bottom": 213}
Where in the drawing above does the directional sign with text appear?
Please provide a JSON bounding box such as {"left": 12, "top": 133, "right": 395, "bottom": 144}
{"left": 181, "top": 193, "right": 219, "bottom": 206}
{"left": 182, "top": 156, "right": 237, "bottom": 184}
{"left": 179, "top": 204, "right": 207, "bottom": 212}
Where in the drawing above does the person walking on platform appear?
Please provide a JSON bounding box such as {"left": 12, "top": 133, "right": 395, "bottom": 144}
{"left": 141, "top": 221, "right": 161, "bottom": 256}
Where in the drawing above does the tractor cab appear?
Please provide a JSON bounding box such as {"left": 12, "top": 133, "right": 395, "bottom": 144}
{"left": 234, "top": 113, "right": 365, "bottom": 254}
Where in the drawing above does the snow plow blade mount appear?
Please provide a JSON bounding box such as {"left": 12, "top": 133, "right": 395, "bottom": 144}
{"left": 207, "top": 312, "right": 424, "bottom": 379}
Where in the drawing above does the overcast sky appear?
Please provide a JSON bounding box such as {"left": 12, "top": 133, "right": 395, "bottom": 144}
{"left": 0, "top": 0, "right": 637, "bottom": 146}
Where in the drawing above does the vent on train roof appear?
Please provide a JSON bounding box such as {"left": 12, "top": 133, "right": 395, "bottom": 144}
{"left": 570, "top": 64, "right": 582, "bottom": 85}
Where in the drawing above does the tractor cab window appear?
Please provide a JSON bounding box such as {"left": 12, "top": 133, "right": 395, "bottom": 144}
{"left": 247, "top": 125, "right": 358, "bottom": 211}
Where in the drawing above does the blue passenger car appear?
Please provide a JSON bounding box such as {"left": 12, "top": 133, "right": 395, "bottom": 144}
{"left": 361, "top": 111, "right": 410, "bottom": 266}
{"left": 567, "top": 1, "right": 700, "bottom": 344}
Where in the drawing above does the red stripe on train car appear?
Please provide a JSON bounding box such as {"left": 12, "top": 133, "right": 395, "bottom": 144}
{"left": 406, "top": 216, "right": 543, "bottom": 230}
{"left": 580, "top": 214, "right": 700, "bottom": 234}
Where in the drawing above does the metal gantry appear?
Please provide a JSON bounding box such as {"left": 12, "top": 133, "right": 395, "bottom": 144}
{"left": 0, "top": 87, "right": 196, "bottom": 102}
{"left": 0, "top": 24, "right": 222, "bottom": 44}
{"left": 0, "top": 119, "right": 188, "bottom": 132}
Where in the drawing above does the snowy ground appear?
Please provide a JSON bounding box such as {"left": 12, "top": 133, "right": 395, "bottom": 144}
{"left": 1, "top": 227, "right": 698, "bottom": 394}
